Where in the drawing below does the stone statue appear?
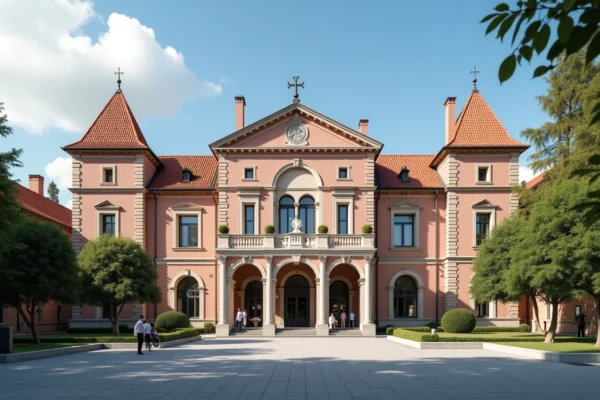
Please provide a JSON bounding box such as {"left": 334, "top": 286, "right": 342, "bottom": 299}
{"left": 291, "top": 215, "right": 303, "bottom": 233}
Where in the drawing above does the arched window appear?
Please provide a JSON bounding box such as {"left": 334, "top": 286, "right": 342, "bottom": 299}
{"left": 279, "top": 196, "right": 295, "bottom": 234}
{"left": 393, "top": 276, "right": 417, "bottom": 318}
{"left": 298, "top": 196, "right": 315, "bottom": 234}
{"left": 177, "top": 277, "right": 200, "bottom": 318}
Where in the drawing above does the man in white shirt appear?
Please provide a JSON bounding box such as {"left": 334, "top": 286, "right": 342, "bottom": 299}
{"left": 328, "top": 313, "right": 337, "bottom": 332}
{"left": 134, "top": 315, "right": 145, "bottom": 355}
{"left": 143, "top": 320, "right": 152, "bottom": 351}
{"left": 236, "top": 308, "right": 243, "bottom": 333}
{"left": 349, "top": 311, "right": 356, "bottom": 328}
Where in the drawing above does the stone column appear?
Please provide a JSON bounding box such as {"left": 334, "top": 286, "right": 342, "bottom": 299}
{"left": 362, "top": 256, "right": 376, "bottom": 336}
{"left": 316, "top": 256, "right": 329, "bottom": 335}
{"left": 309, "top": 288, "right": 316, "bottom": 326}
{"left": 278, "top": 288, "right": 285, "bottom": 328}
{"left": 216, "top": 256, "right": 230, "bottom": 337}
{"left": 263, "top": 256, "right": 276, "bottom": 335}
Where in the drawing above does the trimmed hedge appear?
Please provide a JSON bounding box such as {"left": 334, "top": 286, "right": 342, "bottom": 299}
{"left": 155, "top": 311, "right": 190, "bottom": 331}
{"left": 204, "top": 322, "right": 216, "bottom": 334}
{"left": 14, "top": 328, "right": 201, "bottom": 344}
{"left": 400, "top": 325, "right": 530, "bottom": 333}
{"left": 264, "top": 225, "right": 275, "bottom": 234}
{"left": 318, "top": 225, "right": 328, "bottom": 234}
{"left": 66, "top": 325, "right": 132, "bottom": 334}
{"left": 390, "top": 328, "right": 597, "bottom": 343}
{"left": 218, "top": 225, "right": 229, "bottom": 234}
{"left": 441, "top": 309, "right": 476, "bottom": 333}
{"left": 362, "top": 224, "right": 373, "bottom": 234}
{"left": 393, "top": 329, "right": 439, "bottom": 342}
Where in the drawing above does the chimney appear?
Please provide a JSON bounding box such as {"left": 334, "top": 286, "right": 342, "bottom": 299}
{"left": 358, "top": 119, "right": 369, "bottom": 135}
{"left": 444, "top": 97, "right": 456, "bottom": 144}
{"left": 235, "top": 96, "right": 246, "bottom": 131}
{"left": 28, "top": 174, "right": 44, "bottom": 195}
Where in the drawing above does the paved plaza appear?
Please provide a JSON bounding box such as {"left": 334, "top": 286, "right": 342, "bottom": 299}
{"left": 0, "top": 337, "right": 597, "bottom": 399}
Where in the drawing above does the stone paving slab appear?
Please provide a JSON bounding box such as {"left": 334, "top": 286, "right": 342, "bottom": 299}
{"left": 0, "top": 337, "right": 598, "bottom": 399}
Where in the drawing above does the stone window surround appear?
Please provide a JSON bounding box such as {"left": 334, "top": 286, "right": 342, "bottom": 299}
{"left": 95, "top": 202, "right": 120, "bottom": 238}
{"left": 333, "top": 190, "right": 354, "bottom": 234}
{"left": 387, "top": 269, "right": 424, "bottom": 319}
{"left": 172, "top": 203, "right": 203, "bottom": 250}
{"left": 100, "top": 165, "right": 117, "bottom": 185}
{"left": 475, "top": 163, "right": 493, "bottom": 185}
{"left": 238, "top": 192, "right": 260, "bottom": 234}
{"left": 389, "top": 200, "right": 420, "bottom": 250}
{"left": 472, "top": 200, "right": 497, "bottom": 248}
{"left": 336, "top": 165, "right": 351, "bottom": 181}
{"left": 242, "top": 165, "right": 257, "bottom": 181}
{"left": 168, "top": 269, "right": 206, "bottom": 320}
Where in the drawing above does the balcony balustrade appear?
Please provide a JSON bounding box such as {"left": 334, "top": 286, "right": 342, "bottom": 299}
{"left": 217, "top": 233, "right": 375, "bottom": 250}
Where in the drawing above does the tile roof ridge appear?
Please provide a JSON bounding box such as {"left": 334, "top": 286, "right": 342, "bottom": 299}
{"left": 120, "top": 92, "right": 149, "bottom": 147}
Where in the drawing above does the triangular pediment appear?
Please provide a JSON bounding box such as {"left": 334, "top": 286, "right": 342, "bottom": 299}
{"left": 171, "top": 202, "right": 203, "bottom": 211}
{"left": 472, "top": 199, "right": 498, "bottom": 209}
{"left": 389, "top": 200, "right": 421, "bottom": 210}
{"left": 209, "top": 103, "right": 383, "bottom": 152}
{"left": 95, "top": 200, "right": 120, "bottom": 209}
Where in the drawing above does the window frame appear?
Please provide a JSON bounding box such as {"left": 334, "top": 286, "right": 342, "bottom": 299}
{"left": 337, "top": 166, "right": 351, "bottom": 181}
{"left": 100, "top": 165, "right": 117, "bottom": 185}
{"left": 242, "top": 166, "right": 257, "bottom": 181}
{"left": 337, "top": 204, "right": 349, "bottom": 235}
{"left": 182, "top": 169, "right": 192, "bottom": 183}
{"left": 389, "top": 201, "right": 421, "bottom": 250}
{"left": 475, "top": 213, "right": 491, "bottom": 246}
{"left": 298, "top": 196, "right": 316, "bottom": 234}
{"left": 472, "top": 200, "right": 497, "bottom": 248}
{"left": 178, "top": 215, "right": 199, "bottom": 248}
{"left": 393, "top": 214, "right": 415, "bottom": 248}
{"left": 172, "top": 204, "right": 203, "bottom": 250}
{"left": 333, "top": 190, "right": 355, "bottom": 234}
{"left": 243, "top": 204, "right": 256, "bottom": 235}
{"left": 37, "top": 305, "right": 43, "bottom": 323}
{"left": 475, "top": 163, "right": 492, "bottom": 185}
{"left": 96, "top": 202, "right": 120, "bottom": 238}
{"left": 278, "top": 196, "right": 295, "bottom": 234}
{"left": 101, "top": 214, "right": 117, "bottom": 236}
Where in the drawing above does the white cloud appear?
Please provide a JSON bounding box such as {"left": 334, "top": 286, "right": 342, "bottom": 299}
{"left": 66, "top": 199, "right": 73, "bottom": 209}
{"left": 45, "top": 156, "right": 72, "bottom": 189}
{"left": 0, "top": 0, "right": 221, "bottom": 134}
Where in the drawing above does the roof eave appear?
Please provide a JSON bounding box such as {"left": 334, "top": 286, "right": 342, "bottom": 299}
{"left": 61, "top": 146, "right": 164, "bottom": 168}
{"left": 429, "top": 144, "right": 530, "bottom": 168}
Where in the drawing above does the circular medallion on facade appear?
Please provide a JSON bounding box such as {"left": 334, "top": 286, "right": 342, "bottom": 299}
{"left": 285, "top": 119, "right": 308, "bottom": 145}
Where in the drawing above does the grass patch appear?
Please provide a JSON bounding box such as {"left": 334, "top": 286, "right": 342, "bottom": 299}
{"left": 393, "top": 328, "right": 597, "bottom": 344}
{"left": 13, "top": 328, "right": 201, "bottom": 344}
{"left": 496, "top": 342, "right": 600, "bottom": 353}
{"left": 12, "top": 343, "right": 91, "bottom": 353}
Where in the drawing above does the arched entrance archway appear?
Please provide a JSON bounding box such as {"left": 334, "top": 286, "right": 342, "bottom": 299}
{"left": 284, "top": 275, "right": 310, "bottom": 327}
{"left": 329, "top": 280, "right": 349, "bottom": 323}
{"left": 244, "top": 280, "right": 263, "bottom": 326}
{"left": 177, "top": 277, "right": 200, "bottom": 318}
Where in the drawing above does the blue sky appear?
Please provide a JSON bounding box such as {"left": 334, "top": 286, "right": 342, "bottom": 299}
{"left": 2, "top": 0, "right": 549, "bottom": 206}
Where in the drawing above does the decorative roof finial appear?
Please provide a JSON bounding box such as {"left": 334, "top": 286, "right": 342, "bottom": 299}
{"left": 114, "top": 67, "right": 124, "bottom": 93}
{"left": 287, "top": 76, "right": 305, "bottom": 103}
{"left": 471, "top": 66, "right": 480, "bottom": 92}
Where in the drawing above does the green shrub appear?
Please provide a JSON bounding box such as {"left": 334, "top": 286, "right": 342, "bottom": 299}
{"left": 426, "top": 321, "right": 439, "bottom": 329}
{"left": 386, "top": 327, "right": 395, "bottom": 335}
{"left": 519, "top": 323, "right": 531, "bottom": 332}
{"left": 204, "top": 322, "right": 216, "bottom": 333}
{"left": 264, "top": 225, "right": 275, "bottom": 234}
{"left": 393, "top": 328, "right": 440, "bottom": 342}
{"left": 155, "top": 311, "right": 190, "bottom": 332}
{"left": 119, "top": 324, "right": 132, "bottom": 333}
{"left": 159, "top": 328, "right": 201, "bottom": 342}
{"left": 218, "top": 225, "right": 229, "bottom": 234}
{"left": 403, "top": 327, "right": 446, "bottom": 333}
{"left": 441, "top": 309, "right": 476, "bottom": 333}
{"left": 318, "top": 225, "right": 328, "bottom": 234}
{"left": 14, "top": 328, "right": 201, "bottom": 344}
{"left": 471, "top": 325, "right": 531, "bottom": 333}
{"left": 66, "top": 327, "right": 113, "bottom": 334}
{"left": 361, "top": 224, "right": 373, "bottom": 234}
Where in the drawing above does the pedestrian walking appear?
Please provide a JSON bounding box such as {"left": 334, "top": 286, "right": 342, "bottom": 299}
{"left": 134, "top": 315, "right": 145, "bottom": 355}
{"left": 144, "top": 319, "right": 152, "bottom": 351}
{"left": 349, "top": 311, "right": 355, "bottom": 328}
{"left": 236, "top": 308, "right": 243, "bottom": 333}
{"left": 340, "top": 310, "right": 347, "bottom": 328}
{"left": 574, "top": 311, "right": 586, "bottom": 337}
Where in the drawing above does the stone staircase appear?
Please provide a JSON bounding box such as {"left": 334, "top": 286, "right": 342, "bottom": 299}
{"left": 329, "top": 328, "right": 363, "bottom": 336}
{"left": 275, "top": 328, "right": 317, "bottom": 337}
{"left": 229, "top": 328, "right": 263, "bottom": 336}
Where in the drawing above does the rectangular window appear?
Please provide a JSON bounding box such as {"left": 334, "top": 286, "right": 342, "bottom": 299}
{"left": 57, "top": 305, "right": 62, "bottom": 322}
{"left": 476, "top": 303, "right": 489, "bottom": 318}
{"left": 478, "top": 167, "right": 489, "bottom": 182}
{"left": 103, "top": 167, "right": 114, "bottom": 183}
{"left": 244, "top": 205, "right": 255, "bottom": 234}
{"left": 244, "top": 167, "right": 254, "bottom": 179}
{"left": 178, "top": 215, "right": 198, "bottom": 247}
{"left": 102, "top": 214, "right": 116, "bottom": 236}
{"left": 475, "top": 213, "right": 490, "bottom": 246}
{"left": 338, "top": 167, "right": 348, "bottom": 179}
{"left": 338, "top": 205, "right": 348, "bottom": 234}
{"left": 546, "top": 303, "right": 552, "bottom": 320}
{"left": 37, "top": 305, "right": 43, "bottom": 323}
{"left": 393, "top": 215, "right": 414, "bottom": 247}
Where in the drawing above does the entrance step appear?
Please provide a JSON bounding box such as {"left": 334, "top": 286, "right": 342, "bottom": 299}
{"left": 276, "top": 328, "right": 317, "bottom": 337}
{"left": 329, "top": 328, "right": 363, "bottom": 336}
{"left": 229, "top": 328, "right": 263, "bottom": 336}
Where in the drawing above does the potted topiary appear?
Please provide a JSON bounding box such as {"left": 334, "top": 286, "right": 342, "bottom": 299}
{"left": 264, "top": 225, "right": 275, "bottom": 234}
{"left": 218, "top": 225, "right": 229, "bottom": 234}
{"left": 362, "top": 224, "right": 373, "bottom": 234}
{"left": 426, "top": 321, "right": 439, "bottom": 335}
{"left": 317, "top": 225, "right": 329, "bottom": 234}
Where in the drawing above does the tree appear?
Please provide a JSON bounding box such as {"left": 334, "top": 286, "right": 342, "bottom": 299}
{"left": 521, "top": 51, "right": 600, "bottom": 172}
{"left": 0, "top": 103, "right": 23, "bottom": 255}
{"left": 47, "top": 181, "right": 59, "bottom": 203}
{"left": 471, "top": 214, "right": 546, "bottom": 332}
{"left": 0, "top": 218, "right": 79, "bottom": 344}
{"left": 78, "top": 235, "right": 161, "bottom": 335}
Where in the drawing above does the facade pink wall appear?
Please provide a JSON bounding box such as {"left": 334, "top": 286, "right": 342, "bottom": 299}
{"left": 79, "top": 156, "right": 137, "bottom": 189}
{"left": 78, "top": 193, "right": 137, "bottom": 247}
{"left": 455, "top": 154, "right": 511, "bottom": 187}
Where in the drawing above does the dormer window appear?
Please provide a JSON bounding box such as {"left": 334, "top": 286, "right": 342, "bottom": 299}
{"left": 182, "top": 169, "right": 192, "bottom": 183}
{"left": 399, "top": 167, "right": 410, "bottom": 183}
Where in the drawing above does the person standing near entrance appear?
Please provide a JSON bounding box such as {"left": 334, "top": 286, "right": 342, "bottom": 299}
{"left": 134, "top": 315, "right": 145, "bottom": 355}
{"left": 340, "top": 310, "right": 347, "bottom": 328}
{"left": 236, "top": 308, "right": 243, "bottom": 333}
{"left": 329, "top": 313, "right": 337, "bottom": 332}
{"left": 574, "top": 311, "right": 586, "bottom": 337}
{"left": 243, "top": 309, "right": 248, "bottom": 329}
{"left": 349, "top": 311, "right": 355, "bottom": 328}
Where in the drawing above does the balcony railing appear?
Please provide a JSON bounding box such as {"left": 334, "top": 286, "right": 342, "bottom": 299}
{"left": 218, "top": 233, "right": 375, "bottom": 250}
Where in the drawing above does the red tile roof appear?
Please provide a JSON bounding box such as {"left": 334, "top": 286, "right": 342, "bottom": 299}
{"left": 526, "top": 172, "right": 545, "bottom": 189}
{"left": 447, "top": 90, "right": 529, "bottom": 148}
{"left": 16, "top": 184, "right": 71, "bottom": 228}
{"left": 376, "top": 155, "right": 443, "bottom": 188}
{"left": 63, "top": 91, "right": 149, "bottom": 149}
{"left": 149, "top": 156, "right": 217, "bottom": 189}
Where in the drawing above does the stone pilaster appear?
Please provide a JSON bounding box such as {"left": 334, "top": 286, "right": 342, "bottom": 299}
{"left": 446, "top": 192, "right": 458, "bottom": 257}
{"left": 133, "top": 155, "right": 146, "bottom": 246}
{"left": 444, "top": 260, "right": 458, "bottom": 311}
{"left": 263, "top": 256, "right": 275, "bottom": 335}
{"left": 509, "top": 153, "right": 520, "bottom": 212}
{"left": 316, "top": 256, "right": 328, "bottom": 335}
{"left": 217, "top": 154, "right": 229, "bottom": 226}
{"left": 216, "top": 256, "right": 230, "bottom": 336}
{"left": 365, "top": 154, "right": 376, "bottom": 228}
{"left": 362, "top": 256, "right": 376, "bottom": 336}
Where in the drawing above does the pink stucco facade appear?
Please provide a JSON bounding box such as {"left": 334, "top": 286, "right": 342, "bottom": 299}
{"left": 64, "top": 86, "right": 536, "bottom": 335}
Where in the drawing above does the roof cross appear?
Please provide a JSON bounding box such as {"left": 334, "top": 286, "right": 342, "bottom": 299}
{"left": 114, "top": 67, "right": 124, "bottom": 92}
{"left": 287, "top": 76, "right": 305, "bottom": 104}
{"left": 471, "top": 66, "right": 480, "bottom": 91}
